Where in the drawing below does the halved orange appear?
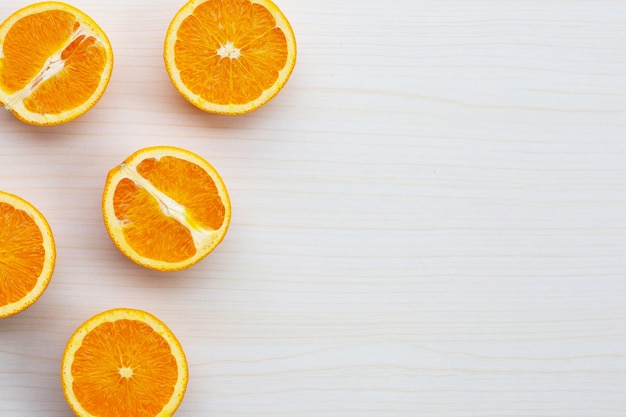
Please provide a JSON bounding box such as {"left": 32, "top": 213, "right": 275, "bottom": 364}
{"left": 0, "top": 2, "right": 113, "bottom": 125}
{"left": 61, "top": 308, "right": 188, "bottom": 417}
{"left": 102, "top": 146, "right": 231, "bottom": 272}
{"left": 164, "top": 0, "right": 297, "bottom": 115}
{"left": 0, "top": 190, "right": 55, "bottom": 318}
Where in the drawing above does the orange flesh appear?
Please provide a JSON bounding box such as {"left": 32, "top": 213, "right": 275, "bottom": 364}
{"left": 174, "top": 0, "right": 288, "bottom": 105}
{"left": 112, "top": 156, "right": 226, "bottom": 263}
{"left": 0, "top": 202, "right": 45, "bottom": 305}
{"left": 71, "top": 319, "right": 178, "bottom": 417}
{"left": 0, "top": 10, "right": 107, "bottom": 114}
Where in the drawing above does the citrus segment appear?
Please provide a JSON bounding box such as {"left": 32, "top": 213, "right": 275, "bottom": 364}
{"left": 164, "top": 0, "right": 297, "bottom": 114}
{"left": 102, "top": 146, "right": 231, "bottom": 271}
{"left": 0, "top": 191, "right": 55, "bottom": 318}
{"left": 112, "top": 177, "right": 197, "bottom": 263}
{"left": 0, "top": 2, "right": 113, "bottom": 125}
{"left": 61, "top": 308, "right": 188, "bottom": 417}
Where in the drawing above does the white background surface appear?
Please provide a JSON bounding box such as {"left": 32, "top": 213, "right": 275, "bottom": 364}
{"left": 1, "top": 0, "right": 626, "bottom": 416}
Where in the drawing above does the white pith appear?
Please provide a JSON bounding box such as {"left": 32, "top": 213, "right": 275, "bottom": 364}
{"left": 118, "top": 366, "right": 133, "bottom": 379}
{"left": 216, "top": 41, "right": 241, "bottom": 59}
{"left": 116, "top": 161, "right": 213, "bottom": 251}
{"left": 3, "top": 26, "right": 91, "bottom": 110}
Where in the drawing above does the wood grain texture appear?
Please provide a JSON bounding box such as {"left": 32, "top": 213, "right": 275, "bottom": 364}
{"left": 1, "top": 0, "right": 626, "bottom": 416}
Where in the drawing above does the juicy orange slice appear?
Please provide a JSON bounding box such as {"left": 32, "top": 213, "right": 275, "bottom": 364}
{"left": 0, "top": 2, "right": 113, "bottom": 125}
{"left": 164, "top": 0, "right": 297, "bottom": 115}
{"left": 0, "top": 190, "right": 55, "bottom": 318}
{"left": 61, "top": 308, "right": 188, "bottom": 417}
{"left": 102, "top": 146, "right": 231, "bottom": 272}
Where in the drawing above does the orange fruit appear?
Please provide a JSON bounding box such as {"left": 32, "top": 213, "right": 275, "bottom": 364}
{"left": 102, "top": 146, "right": 231, "bottom": 272}
{"left": 0, "top": 2, "right": 113, "bottom": 125}
{"left": 0, "top": 191, "right": 55, "bottom": 318}
{"left": 164, "top": 0, "right": 297, "bottom": 115}
{"left": 61, "top": 308, "right": 188, "bottom": 417}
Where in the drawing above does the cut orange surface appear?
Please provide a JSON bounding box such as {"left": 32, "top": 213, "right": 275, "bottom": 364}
{"left": 0, "top": 2, "right": 113, "bottom": 125}
{"left": 61, "top": 308, "right": 188, "bottom": 417}
{"left": 102, "top": 146, "right": 231, "bottom": 272}
{"left": 0, "top": 191, "right": 55, "bottom": 318}
{"left": 164, "top": 0, "right": 297, "bottom": 115}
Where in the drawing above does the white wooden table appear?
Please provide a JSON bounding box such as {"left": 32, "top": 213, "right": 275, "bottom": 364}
{"left": 1, "top": 1, "right": 625, "bottom": 415}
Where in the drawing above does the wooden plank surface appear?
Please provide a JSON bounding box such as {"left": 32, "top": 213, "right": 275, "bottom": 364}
{"left": 1, "top": 0, "right": 626, "bottom": 415}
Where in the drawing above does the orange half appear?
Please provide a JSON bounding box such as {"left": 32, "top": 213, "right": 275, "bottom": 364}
{"left": 0, "top": 2, "right": 113, "bottom": 125}
{"left": 164, "top": 0, "right": 297, "bottom": 115}
{"left": 61, "top": 308, "right": 188, "bottom": 417}
{"left": 0, "top": 190, "right": 55, "bottom": 318}
{"left": 102, "top": 146, "right": 231, "bottom": 272}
